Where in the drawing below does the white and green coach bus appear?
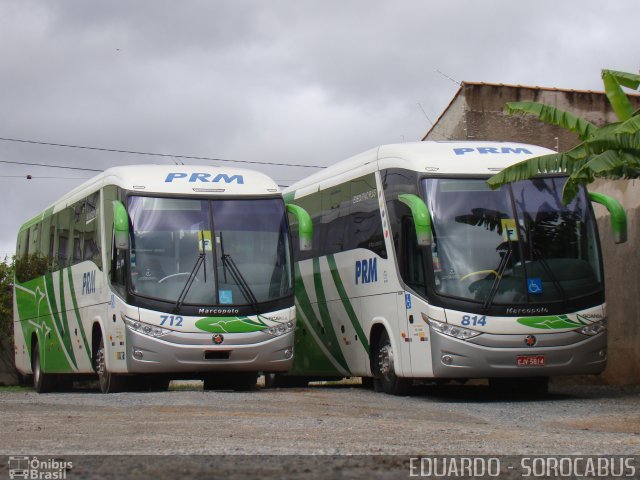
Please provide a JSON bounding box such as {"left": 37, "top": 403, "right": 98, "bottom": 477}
{"left": 277, "top": 141, "right": 626, "bottom": 395}
{"left": 14, "top": 165, "right": 311, "bottom": 393}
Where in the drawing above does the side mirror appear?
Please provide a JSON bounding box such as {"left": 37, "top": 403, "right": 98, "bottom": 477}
{"left": 398, "top": 194, "right": 431, "bottom": 247}
{"left": 112, "top": 200, "right": 130, "bottom": 250}
{"left": 286, "top": 203, "right": 313, "bottom": 251}
{"left": 589, "top": 192, "right": 627, "bottom": 244}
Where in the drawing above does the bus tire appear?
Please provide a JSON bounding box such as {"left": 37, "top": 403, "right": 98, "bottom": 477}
{"left": 94, "top": 336, "right": 125, "bottom": 394}
{"left": 32, "top": 340, "right": 55, "bottom": 393}
{"left": 373, "top": 330, "right": 412, "bottom": 396}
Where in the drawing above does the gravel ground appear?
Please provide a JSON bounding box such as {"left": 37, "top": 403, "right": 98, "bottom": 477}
{"left": 0, "top": 381, "right": 639, "bottom": 478}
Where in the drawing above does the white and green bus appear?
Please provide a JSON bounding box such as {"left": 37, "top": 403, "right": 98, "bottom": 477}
{"left": 14, "top": 165, "right": 311, "bottom": 393}
{"left": 277, "top": 141, "right": 626, "bottom": 395}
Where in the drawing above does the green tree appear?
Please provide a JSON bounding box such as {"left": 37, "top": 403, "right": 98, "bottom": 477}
{"left": 0, "top": 257, "right": 14, "bottom": 349}
{"left": 487, "top": 70, "right": 640, "bottom": 203}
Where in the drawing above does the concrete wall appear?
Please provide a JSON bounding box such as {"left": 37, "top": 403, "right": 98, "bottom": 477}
{"left": 591, "top": 178, "right": 640, "bottom": 384}
{"left": 425, "top": 82, "right": 640, "bottom": 384}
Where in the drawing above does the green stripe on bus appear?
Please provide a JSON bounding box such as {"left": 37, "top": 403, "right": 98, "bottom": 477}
{"left": 326, "top": 254, "right": 369, "bottom": 354}
{"left": 295, "top": 261, "right": 350, "bottom": 373}
{"left": 283, "top": 191, "right": 295, "bottom": 203}
{"left": 57, "top": 269, "right": 78, "bottom": 369}
{"left": 312, "top": 257, "right": 351, "bottom": 373}
{"left": 66, "top": 267, "right": 92, "bottom": 362}
{"left": 44, "top": 272, "right": 77, "bottom": 370}
{"left": 292, "top": 263, "right": 346, "bottom": 375}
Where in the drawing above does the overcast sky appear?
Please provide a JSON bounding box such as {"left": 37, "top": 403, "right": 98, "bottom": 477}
{"left": 0, "top": 0, "right": 638, "bottom": 257}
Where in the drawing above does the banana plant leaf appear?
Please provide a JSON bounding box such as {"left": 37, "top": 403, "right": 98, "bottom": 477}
{"left": 490, "top": 69, "right": 640, "bottom": 205}
{"left": 486, "top": 152, "right": 571, "bottom": 188}
{"left": 603, "top": 71, "right": 635, "bottom": 121}
{"left": 584, "top": 131, "right": 640, "bottom": 153}
{"left": 504, "top": 101, "right": 597, "bottom": 140}
{"left": 602, "top": 69, "right": 640, "bottom": 91}
{"left": 608, "top": 113, "right": 640, "bottom": 135}
{"left": 562, "top": 150, "right": 640, "bottom": 204}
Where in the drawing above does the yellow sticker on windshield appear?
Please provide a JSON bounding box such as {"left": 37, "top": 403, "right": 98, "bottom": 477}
{"left": 198, "top": 231, "right": 213, "bottom": 252}
{"left": 501, "top": 219, "right": 518, "bottom": 241}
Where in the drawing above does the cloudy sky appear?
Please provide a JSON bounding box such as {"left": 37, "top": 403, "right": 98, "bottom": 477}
{"left": 0, "top": 0, "right": 638, "bottom": 257}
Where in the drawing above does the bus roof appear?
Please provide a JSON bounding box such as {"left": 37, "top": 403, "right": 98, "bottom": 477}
{"left": 100, "top": 165, "right": 280, "bottom": 195}
{"left": 285, "top": 141, "right": 555, "bottom": 195}
{"left": 20, "top": 165, "right": 281, "bottom": 230}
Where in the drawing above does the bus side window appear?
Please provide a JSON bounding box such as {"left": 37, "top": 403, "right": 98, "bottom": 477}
{"left": 105, "top": 187, "right": 127, "bottom": 296}
{"left": 402, "top": 216, "right": 427, "bottom": 297}
{"left": 347, "top": 173, "right": 387, "bottom": 258}
{"left": 292, "top": 193, "right": 321, "bottom": 261}
{"left": 111, "top": 229, "right": 127, "bottom": 296}
{"left": 83, "top": 192, "right": 102, "bottom": 268}
{"left": 321, "top": 186, "right": 349, "bottom": 256}
{"left": 55, "top": 207, "right": 74, "bottom": 270}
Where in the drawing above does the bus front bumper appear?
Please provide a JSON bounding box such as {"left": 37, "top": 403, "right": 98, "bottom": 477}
{"left": 125, "top": 328, "right": 294, "bottom": 374}
{"left": 429, "top": 329, "right": 607, "bottom": 378}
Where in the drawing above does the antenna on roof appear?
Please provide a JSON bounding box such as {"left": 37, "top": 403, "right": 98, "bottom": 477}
{"left": 418, "top": 103, "right": 434, "bottom": 127}
{"left": 434, "top": 69, "right": 461, "bottom": 86}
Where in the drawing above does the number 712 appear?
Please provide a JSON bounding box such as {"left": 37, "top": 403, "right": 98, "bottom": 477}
{"left": 160, "top": 315, "right": 183, "bottom": 327}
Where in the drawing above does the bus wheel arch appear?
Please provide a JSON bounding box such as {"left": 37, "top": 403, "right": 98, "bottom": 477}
{"left": 370, "top": 325, "right": 411, "bottom": 396}
{"left": 92, "top": 322, "right": 125, "bottom": 393}
{"left": 369, "top": 323, "right": 385, "bottom": 376}
{"left": 91, "top": 322, "right": 103, "bottom": 371}
{"left": 31, "top": 333, "right": 54, "bottom": 393}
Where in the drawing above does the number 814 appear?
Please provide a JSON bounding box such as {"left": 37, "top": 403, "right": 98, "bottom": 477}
{"left": 461, "top": 315, "right": 487, "bottom": 327}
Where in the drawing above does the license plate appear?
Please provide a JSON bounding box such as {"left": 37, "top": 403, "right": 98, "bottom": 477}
{"left": 516, "top": 355, "right": 545, "bottom": 367}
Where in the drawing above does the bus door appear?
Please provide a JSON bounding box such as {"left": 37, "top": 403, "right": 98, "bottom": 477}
{"left": 398, "top": 291, "right": 436, "bottom": 377}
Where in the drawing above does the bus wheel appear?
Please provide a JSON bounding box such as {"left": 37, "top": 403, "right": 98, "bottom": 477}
{"left": 373, "top": 330, "right": 411, "bottom": 396}
{"left": 32, "top": 341, "right": 55, "bottom": 393}
{"left": 94, "top": 336, "right": 125, "bottom": 394}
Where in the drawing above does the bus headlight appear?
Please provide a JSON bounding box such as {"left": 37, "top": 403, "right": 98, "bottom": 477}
{"left": 124, "top": 317, "right": 171, "bottom": 338}
{"left": 426, "top": 317, "right": 482, "bottom": 341}
{"left": 577, "top": 319, "right": 607, "bottom": 336}
{"left": 265, "top": 321, "right": 295, "bottom": 337}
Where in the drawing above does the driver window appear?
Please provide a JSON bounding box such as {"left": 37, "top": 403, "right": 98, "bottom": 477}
{"left": 402, "top": 216, "right": 427, "bottom": 297}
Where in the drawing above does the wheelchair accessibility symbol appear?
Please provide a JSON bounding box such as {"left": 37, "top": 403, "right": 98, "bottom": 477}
{"left": 528, "top": 278, "right": 542, "bottom": 294}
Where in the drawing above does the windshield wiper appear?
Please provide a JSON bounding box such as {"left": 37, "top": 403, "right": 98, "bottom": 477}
{"left": 175, "top": 232, "right": 208, "bottom": 313}
{"left": 531, "top": 247, "right": 568, "bottom": 305}
{"left": 219, "top": 232, "right": 259, "bottom": 311}
{"left": 481, "top": 240, "right": 513, "bottom": 313}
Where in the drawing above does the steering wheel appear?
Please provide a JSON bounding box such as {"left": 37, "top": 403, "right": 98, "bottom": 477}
{"left": 158, "top": 272, "right": 200, "bottom": 284}
{"left": 459, "top": 270, "right": 499, "bottom": 282}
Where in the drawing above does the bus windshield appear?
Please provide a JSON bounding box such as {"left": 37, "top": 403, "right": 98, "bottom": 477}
{"left": 423, "top": 177, "right": 602, "bottom": 306}
{"left": 127, "top": 196, "right": 292, "bottom": 306}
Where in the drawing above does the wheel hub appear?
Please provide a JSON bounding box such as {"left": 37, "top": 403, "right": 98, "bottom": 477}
{"left": 378, "top": 344, "right": 395, "bottom": 381}
{"left": 96, "top": 347, "right": 106, "bottom": 377}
